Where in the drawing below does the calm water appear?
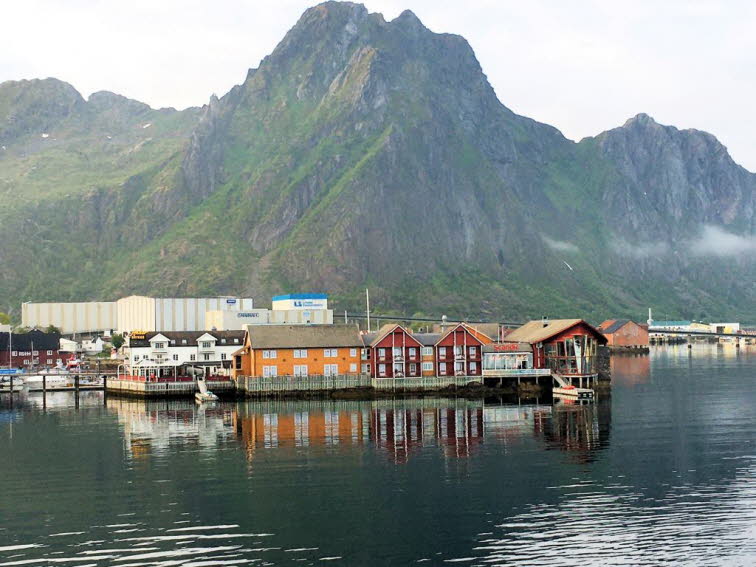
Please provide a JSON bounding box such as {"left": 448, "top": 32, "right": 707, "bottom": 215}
{"left": 1, "top": 343, "right": 754, "bottom": 566}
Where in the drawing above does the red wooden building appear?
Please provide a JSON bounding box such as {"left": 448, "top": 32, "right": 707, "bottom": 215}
{"left": 597, "top": 319, "right": 649, "bottom": 348}
{"left": 364, "top": 324, "right": 423, "bottom": 378}
{"left": 503, "top": 319, "right": 607, "bottom": 377}
{"left": 434, "top": 323, "right": 492, "bottom": 377}
{"left": 0, "top": 330, "right": 71, "bottom": 369}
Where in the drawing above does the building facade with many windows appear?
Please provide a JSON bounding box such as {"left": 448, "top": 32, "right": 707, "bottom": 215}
{"left": 125, "top": 330, "right": 246, "bottom": 374}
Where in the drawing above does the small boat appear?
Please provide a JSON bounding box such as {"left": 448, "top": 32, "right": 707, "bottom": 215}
{"left": 195, "top": 377, "right": 219, "bottom": 403}
{"left": 553, "top": 385, "right": 594, "bottom": 400}
{"left": 25, "top": 374, "right": 73, "bottom": 391}
{"left": 0, "top": 376, "right": 23, "bottom": 393}
{"left": 195, "top": 391, "right": 219, "bottom": 403}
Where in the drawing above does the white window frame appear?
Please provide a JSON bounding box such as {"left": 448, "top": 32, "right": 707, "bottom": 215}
{"left": 172, "top": 354, "right": 179, "bottom": 361}
{"left": 294, "top": 364, "right": 308, "bottom": 377}
{"left": 470, "top": 361, "right": 478, "bottom": 373}
{"left": 350, "top": 348, "right": 357, "bottom": 357}
{"left": 422, "top": 347, "right": 433, "bottom": 356}
{"left": 378, "top": 363, "right": 387, "bottom": 377}
{"left": 190, "top": 354, "right": 196, "bottom": 361}
{"left": 361, "top": 363, "right": 369, "bottom": 374}
{"left": 324, "top": 363, "right": 339, "bottom": 376}
{"left": 439, "top": 362, "right": 447, "bottom": 375}
{"left": 263, "top": 365, "right": 278, "bottom": 377}
{"left": 324, "top": 348, "right": 338, "bottom": 358}
{"left": 294, "top": 349, "right": 308, "bottom": 358}
{"left": 470, "top": 346, "right": 477, "bottom": 356}
{"left": 422, "top": 362, "right": 433, "bottom": 371}
{"left": 203, "top": 353, "right": 211, "bottom": 361}
{"left": 409, "top": 347, "right": 417, "bottom": 358}
{"left": 378, "top": 348, "right": 386, "bottom": 359}
{"left": 349, "top": 363, "right": 357, "bottom": 373}
{"left": 221, "top": 353, "right": 227, "bottom": 361}
{"left": 439, "top": 346, "right": 447, "bottom": 358}
{"left": 46, "top": 350, "right": 53, "bottom": 355}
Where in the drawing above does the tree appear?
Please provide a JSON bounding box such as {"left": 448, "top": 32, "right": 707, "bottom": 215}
{"left": 45, "top": 324, "right": 61, "bottom": 335}
{"left": 0, "top": 312, "right": 10, "bottom": 325}
{"left": 111, "top": 333, "right": 125, "bottom": 351}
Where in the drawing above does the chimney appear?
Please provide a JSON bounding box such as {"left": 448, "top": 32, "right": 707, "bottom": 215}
{"left": 542, "top": 316, "right": 549, "bottom": 328}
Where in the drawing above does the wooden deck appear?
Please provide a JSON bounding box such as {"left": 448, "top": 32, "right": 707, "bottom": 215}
{"left": 106, "top": 378, "right": 235, "bottom": 397}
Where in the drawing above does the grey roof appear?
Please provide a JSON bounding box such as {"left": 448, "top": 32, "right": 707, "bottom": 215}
{"left": 247, "top": 324, "right": 363, "bottom": 349}
{"left": 600, "top": 319, "right": 632, "bottom": 334}
{"left": 415, "top": 333, "right": 441, "bottom": 346}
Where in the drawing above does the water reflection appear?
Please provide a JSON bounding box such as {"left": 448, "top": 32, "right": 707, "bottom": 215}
{"left": 610, "top": 353, "right": 651, "bottom": 386}
{"left": 103, "top": 397, "right": 612, "bottom": 465}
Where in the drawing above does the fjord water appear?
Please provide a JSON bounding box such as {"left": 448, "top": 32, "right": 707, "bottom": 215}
{"left": 1, "top": 344, "right": 754, "bottom": 566}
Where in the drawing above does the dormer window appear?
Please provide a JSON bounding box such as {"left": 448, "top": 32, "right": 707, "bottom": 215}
{"left": 170, "top": 339, "right": 176, "bottom": 345}
{"left": 201, "top": 341, "right": 212, "bottom": 349}
{"left": 221, "top": 338, "right": 227, "bottom": 344}
{"left": 182, "top": 339, "right": 187, "bottom": 345}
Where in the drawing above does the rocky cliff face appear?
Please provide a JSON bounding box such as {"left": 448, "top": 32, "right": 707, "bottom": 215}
{"left": 0, "top": 2, "right": 753, "bottom": 322}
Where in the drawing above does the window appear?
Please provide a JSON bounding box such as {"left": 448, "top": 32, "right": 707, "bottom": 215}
{"left": 294, "top": 349, "right": 308, "bottom": 358}
{"left": 324, "top": 348, "right": 338, "bottom": 357}
{"left": 154, "top": 343, "right": 164, "bottom": 349}
{"left": 392, "top": 347, "right": 402, "bottom": 357}
{"left": 221, "top": 353, "right": 227, "bottom": 361}
{"left": 378, "top": 348, "right": 386, "bottom": 359}
{"left": 470, "top": 361, "right": 478, "bottom": 374}
{"left": 263, "top": 365, "right": 278, "bottom": 377}
{"left": 221, "top": 338, "right": 227, "bottom": 344}
{"left": 182, "top": 339, "right": 187, "bottom": 345}
{"left": 203, "top": 354, "right": 210, "bottom": 361}
{"left": 46, "top": 359, "right": 52, "bottom": 365}
{"left": 378, "top": 363, "right": 387, "bottom": 377}
{"left": 294, "top": 365, "right": 308, "bottom": 377}
{"left": 453, "top": 345, "right": 463, "bottom": 357}
{"left": 201, "top": 341, "right": 212, "bottom": 349}
{"left": 422, "top": 347, "right": 433, "bottom": 356}
{"left": 324, "top": 364, "right": 339, "bottom": 376}
{"left": 439, "top": 362, "right": 447, "bottom": 375}
{"left": 46, "top": 350, "right": 53, "bottom": 355}
{"left": 470, "top": 346, "right": 477, "bottom": 357}
{"left": 409, "top": 347, "right": 417, "bottom": 359}
{"left": 235, "top": 356, "right": 242, "bottom": 370}
{"left": 439, "top": 347, "right": 447, "bottom": 359}
{"left": 349, "top": 363, "right": 357, "bottom": 372}
{"left": 422, "top": 362, "right": 433, "bottom": 371}
{"left": 234, "top": 338, "right": 239, "bottom": 344}
{"left": 190, "top": 354, "right": 196, "bottom": 361}
{"left": 409, "top": 363, "right": 417, "bottom": 375}
{"left": 361, "top": 348, "right": 370, "bottom": 360}
{"left": 23, "top": 359, "right": 29, "bottom": 365}
{"left": 263, "top": 350, "right": 277, "bottom": 359}
{"left": 350, "top": 348, "right": 357, "bottom": 357}
{"left": 172, "top": 354, "right": 179, "bottom": 361}
{"left": 170, "top": 340, "right": 176, "bottom": 345}
{"left": 361, "top": 363, "right": 369, "bottom": 374}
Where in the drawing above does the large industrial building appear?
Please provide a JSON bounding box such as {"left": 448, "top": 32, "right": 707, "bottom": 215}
{"left": 22, "top": 293, "right": 332, "bottom": 335}
{"left": 22, "top": 295, "right": 254, "bottom": 335}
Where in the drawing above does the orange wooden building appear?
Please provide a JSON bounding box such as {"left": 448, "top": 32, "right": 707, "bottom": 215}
{"left": 597, "top": 319, "right": 649, "bottom": 348}
{"left": 232, "top": 324, "right": 364, "bottom": 378}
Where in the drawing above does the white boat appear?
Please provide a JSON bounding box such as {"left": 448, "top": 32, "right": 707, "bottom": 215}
{"left": 0, "top": 376, "right": 23, "bottom": 393}
{"left": 195, "top": 378, "right": 219, "bottom": 403}
{"left": 25, "top": 374, "right": 73, "bottom": 391}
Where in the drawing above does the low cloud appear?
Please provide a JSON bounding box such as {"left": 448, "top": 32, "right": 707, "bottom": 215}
{"left": 542, "top": 235, "right": 578, "bottom": 253}
{"left": 610, "top": 239, "right": 669, "bottom": 258}
{"left": 689, "top": 225, "right": 756, "bottom": 257}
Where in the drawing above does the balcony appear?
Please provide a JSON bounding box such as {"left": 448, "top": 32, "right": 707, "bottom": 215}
{"left": 393, "top": 354, "right": 404, "bottom": 362}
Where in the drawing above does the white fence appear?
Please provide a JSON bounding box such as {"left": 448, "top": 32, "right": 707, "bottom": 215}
{"left": 237, "top": 374, "right": 486, "bottom": 395}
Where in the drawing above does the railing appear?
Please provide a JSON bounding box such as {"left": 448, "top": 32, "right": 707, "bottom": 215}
{"left": 371, "top": 375, "right": 482, "bottom": 390}
{"left": 482, "top": 368, "right": 552, "bottom": 377}
{"left": 239, "top": 374, "right": 371, "bottom": 393}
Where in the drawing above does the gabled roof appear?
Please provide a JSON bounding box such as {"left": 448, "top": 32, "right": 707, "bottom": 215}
{"left": 368, "top": 324, "right": 423, "bottom": 348}
{"left": 247, "top": 324, "right": 362, "bottom": 349}
{"left": 195, "top": 332, "right": 217, "bottom": 342}
{"left": 149, "top": 333, "right": 170, "bottom": 343}
{"left": 598, "top": 319, "right": 638, "bottom": 334}
{"left": 504, "top": 319, "right": 605, "bottom": 344}
{"left": 437, "top": 322, "right": 493, "bottom": 346}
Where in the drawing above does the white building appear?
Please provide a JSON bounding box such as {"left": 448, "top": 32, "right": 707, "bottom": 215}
{"left": 205, "top": 293, "right": 333, "bottom": 330}
{"left": 22, "top": 301, "right": 117, "bottom": 335}
{"left": 116, "top": 296, "right": 254, "bottom": 333}
{"left": 81, "top": 337, "right": 105, "bottom": 354}
{"left": 125, "top": 330, "right": 246, "bottom": 375}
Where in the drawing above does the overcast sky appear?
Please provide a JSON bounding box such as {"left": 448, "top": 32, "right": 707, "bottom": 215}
{"left": 3, "top": 0, "right": 755, "bottom": 170}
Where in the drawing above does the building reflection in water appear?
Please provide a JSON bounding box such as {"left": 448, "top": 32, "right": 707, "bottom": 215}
{"left": 610, "top": 354, "right": 651, "bottom": 387}
{"left": 108, "top": 396, "right": 611, "bottom": 464}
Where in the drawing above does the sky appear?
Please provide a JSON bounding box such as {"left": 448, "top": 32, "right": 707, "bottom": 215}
{"left": 2, "top": 0, "right": 755, "bottom": 170}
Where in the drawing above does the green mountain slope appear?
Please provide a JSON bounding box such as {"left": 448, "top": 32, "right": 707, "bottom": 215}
{"left": 0, "top": 2, "right": 754, "bottom": 323}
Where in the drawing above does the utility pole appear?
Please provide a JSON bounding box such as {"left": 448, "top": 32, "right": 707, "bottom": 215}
{"left": 365, "top": 289, "right": 371, "bottom": 333}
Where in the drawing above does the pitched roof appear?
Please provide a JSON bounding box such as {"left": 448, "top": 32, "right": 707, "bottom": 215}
{"left": 503, "top": 319, "right": 605, "bottom": 344}
{"left": 368, "top": 324, "right": 422, "bottom": 347}
{"left": 246, "top": 324, "right": 362, "bottom": 349}
{"left": 436, "top": 322, "right": 493, "bottom": 346}
{"left": 415, "top": 333, "right": 441, "bottom": 346}
{"left": 599, "top": 319, "right": 635, "bottom": 334}
{"left": 0, "top": 330, "right": 61, "bottom": 351}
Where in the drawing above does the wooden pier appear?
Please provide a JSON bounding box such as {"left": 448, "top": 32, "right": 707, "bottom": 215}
{"left": 105, "top": 378, "right": 235, "bottom": 397}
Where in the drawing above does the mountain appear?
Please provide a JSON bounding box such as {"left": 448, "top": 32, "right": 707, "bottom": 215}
{"left": 1, "top": 2, "right": 754, "bottom": 323}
